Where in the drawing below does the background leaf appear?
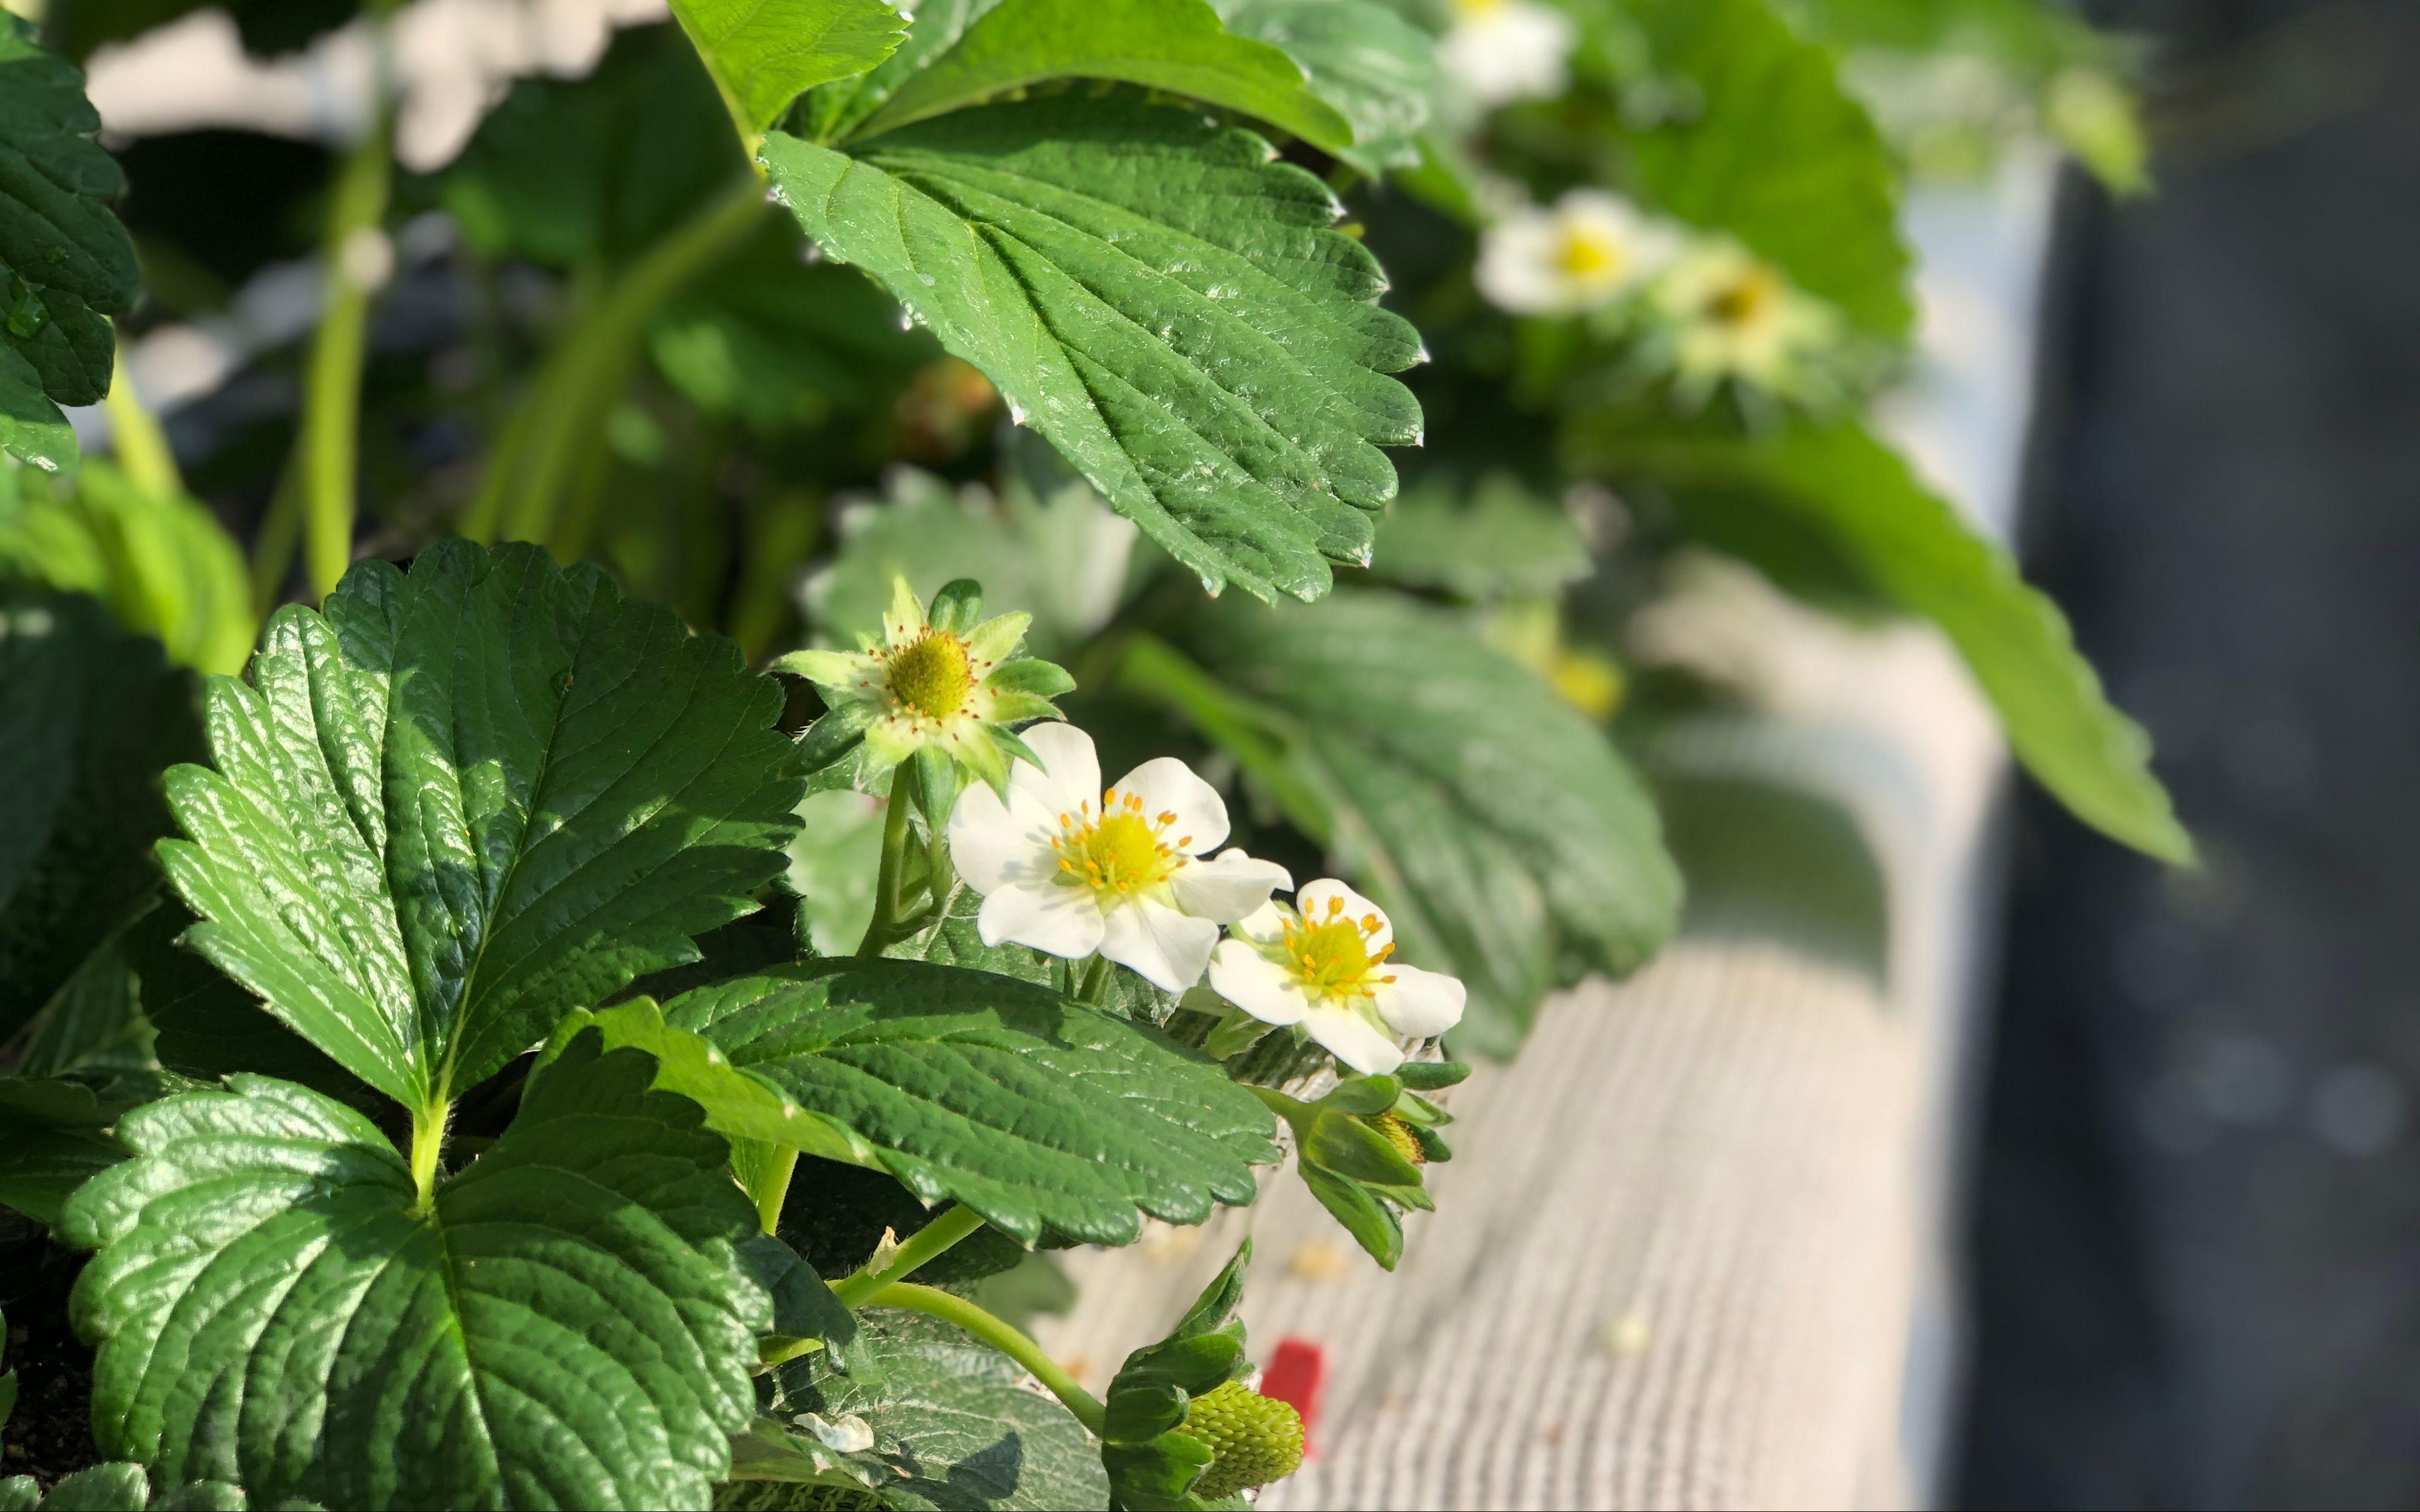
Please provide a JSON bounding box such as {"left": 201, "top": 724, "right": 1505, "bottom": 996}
{"left": 659, "top": 958, "right": 1278, "bottom": 1244}
{"left": 1609, "top": 419, "right": 2192, "bottom": 861}
{"left": 0, "top": 16, "right": 140, "bottom": 473}
{"left": 764, "top": 1309, "right": 1109, "bottom": 1510}
{"left": 1214, "top": 0, "right": 1442, "bottom": 173}
{"left": 764, "top": 97, "right": 1422, "bottom": 603}
{"left": 669, "top": 0, "right": 908, "bottom": 137}
{"left": 0, "top": 586, "right": 201, "bottom": 1040}
{"left": 1622, "top": 0, "right": 1913, "bottom": 338}
{"left": 1366, "top": 473, "right": 1592, "bottom": 600}
{"left": 157, "top": 540, "right": 804, "bottom": 1110}
{"left": 1132, "top": 592, "right": 1683, "bottom": 1055}
{"left": 63, "top": 1037, "right": 770, "bottom": 1510}
{"left": 847, "top": 0, "right": 1352, "bottom": 154}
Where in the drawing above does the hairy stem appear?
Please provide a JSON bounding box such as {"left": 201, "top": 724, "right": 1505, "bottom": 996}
{"left": 831, "top": 1203, "right": 989, "bottom": 1308}
{"left": 102, "top": 358, "right": 181, "bottom": 499}
{"left": 866, "top": 1283, "right": 1106, "bottom": 1436}
{"left": 856, "top": 793, "right": 915, "bottom": 956}
{"left": 464, "top": 179, "right": 766, "bottom": 549}
{"left": 299, "top": 104, "right": 394, "bottom": 601}
{"left": 1077, "top": 955, "right": 1115, "bottom": 1005}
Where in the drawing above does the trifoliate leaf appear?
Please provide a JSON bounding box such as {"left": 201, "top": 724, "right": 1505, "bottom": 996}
{"left": 0, "top": 460, "right": 257, "bottom": 676}
{"left": 1214, "top": 0, "right": 1442, "bottom": 173}
{"left": 640, "top": 958, "right": 1277, "bottom": 1244}
{"left": 62, "top": 1035, "right": 771, "bottom": 1510}
{"left": 762, "top": 96, "right": 1423, "bottom": 603}
{"left": 763, "top": 1309, "right": 1109, "bottom": 1510}
{"left": 1623, "top": 0, "right": 1912, "bottom": 338}
{"left": 0, "top": 586, "right": 202, "bottom": 1041}
{"left": 669, "top": 0, "right": 908, "bottom": 137}
{"left": 844, "top": 0, "right": 1350, "bottom": 154}
{"left": 1140, "top": 592, "right": 1682, "bottom": 1055}
{"left": 155, "top": 539, "right": 805, "bottom": 1112}
{"left": 1606, "top": 419, "right": 2193, "bottom": 862}
{"left": 0, "top": 16, "right": 140, "bottom": 474}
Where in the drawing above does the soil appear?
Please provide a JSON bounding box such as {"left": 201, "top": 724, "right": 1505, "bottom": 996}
{"left": 2, "top": 1214, "right": 101, "bottom": 1490}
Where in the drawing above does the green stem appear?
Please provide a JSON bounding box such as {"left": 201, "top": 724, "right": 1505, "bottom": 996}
{"left": 299, "top": 106, "right": 394, "bottom": 601}
{"left": 408, "top": 1098, "right": 450, "bottom": 1210}
{"left": 1077, "top": 955, "right": 1115, "bottom": 1004}
{"left": 742, "top": 1144, "right": 799, "bottom": 1235}
{"left": 102, "top": 359, "right": 181, "bottom": 499}
{"left": 466, "top": 179, "right": 767, "bottom": 549}
{"left": 250, "top": 455, "right": 303, "bottom": 614}
{"left": 866, "top": 1283, "right": 1106, "bottom": 1436}
{"left": 831, "top": 1204, "right": 989, "bottom": 1307}
{"left": 856, "top": 792, "right": 915, "bottom": 956}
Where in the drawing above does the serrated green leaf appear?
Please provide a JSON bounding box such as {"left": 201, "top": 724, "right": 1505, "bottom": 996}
{"left": 155, "top": 539, "right": 805, "bottom": 1111}
{"left": 124, "top": 897, "right": 365, "bottom": 1103}
{"left": 1368, "top": 473, "right": 1592, "bottom": 600}
{"left": 670, "top": 0, "right": 908, "bottom": 138}
{"left": 62, "top": 1036, "right": 771, "bottom": 1510}
{"left": 764, "top": 1309, "right": 1109, "bottom": 1510}
{"left": 0, "top": 346, "right": 74, "bottom": 477}
{"left": 738, "top": 1232, "right": 869, "bottom": 1374}
{"left": 0, "top": 16, "right": 140, "bottom": 473}
{"left": 1214, "top": 0, "right": 1440, "bottom": 173}
{"left": 1, "top": 1463, "right": 148, "bottom": 1511}
{"left": 444, "top": 23, "right": 742, "bottom": 269}
{"left": 1624, "top": 0, "right": 1912, "bottom": 338}
{"left": 658, "top": 958, "right": 1278, "bottom": 1244}
{"left": 1140, "top": 592, "right": 1682, "bottom": 1055}
{"left": 0, "top": 586, "right": 203, "bottom": 1040}
{"left": 0, "top": 1076, "right": 125, "bottom": 1229}
{"left": 1607, "top": 420, "right": 2192, "bottom": 862}
{"left": 0, "top": 460, "right": 257, "bottom": 675}
{"left": 847, "top": 0, "right": 1350, "bottom": 154}
{"left": 762, "top": 96, "right": 1422, "bottom": 603}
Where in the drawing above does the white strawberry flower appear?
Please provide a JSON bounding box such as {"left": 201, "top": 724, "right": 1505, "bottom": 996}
{"left": 1208, "top": 880, "right": 1467, "bottom": 1076}
{"left": 1650, "top": 238, "right": 1840, "bottom": 402}
{"left": 1440, "top": 0, "right": 1579, "bottom": 108}
{"left": 1476, "top": 189, "right": 1682, "bottom": 317}
{"left": 946, "top": 722, "right": 1293, "bottom": 992}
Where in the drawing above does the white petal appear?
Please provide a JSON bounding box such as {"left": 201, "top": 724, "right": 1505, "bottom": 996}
{"left": 1373, "top": 964, "right": 1467, "bottom": 1039}
{"left": 1109, "top": 756, "right": 1229, "bottom": 856}
{"left": 1301, "top": 1004, "right": 1405, "bottom": 1076}
{"left": 1099, "top": 896, "right": 1220, "bottom": 993}
{"left": 1295, "top": 878, "right": 1392, "bottom": 953}
{"left": 1229, "top": 899, "right": 1292, "bottom": 947}
{"left": 1008, "top": 721, "right": 1101, "bottom": 821}
{"left": 978, "top": 881, "right": 1103, "bottom": 961}
{"left": 1208, "top": 940, "right": 1311, "bottom": 1026}
{"left": 1169, "top": 848, "right": 1292, "bottom": 925}
{"left": 946, "top": 782, "right": 1060, "bottom": 894}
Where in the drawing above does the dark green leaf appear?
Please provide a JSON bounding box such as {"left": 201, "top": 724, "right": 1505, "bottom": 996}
{"left": 0, "top": 16, "right": 140, "bottom": 472}
{"left": 658, "top": 958, "right": 1278, "bottom": 1244}
{"left": 846, "top": 0, "right": 1351, "bottom": 154}
{"left": 1609, "top": 420, "right": 2192, "bottom": 861}
{"left": 0, "top": 1076, "right": 124, "bottom": 1228}
{"left": 0, "top": 586, "right": 202, "bottom": 1041}
{"left": 1622, "top": 0, "right": 1912, "bottom": 338}
{"left": 1214, "top": 0, "right": 1441, "bottom": 173}
{"left": 762, "top": 96, "right": 1422, "bottom": 603}
{"left": 667, "top": 0, "right": 908, "bottom": 136}
{"left": 2, "top": 1463, "right": 147, "bottom": 1511}
{"left": 157, "top": 539, "right": 805, "bottom": 1111}
{"left": 739, "top": 1232, "right": 869, "bottom": 1375}
{"left": 765, "top": 1309, "right": 1109, "bottom": 1510}
{"left": 1146, "top": 592, "right": 1682, "bottom": 1054}
{"left": 63, "top": 1036, "right": 771, "bottom": 1509}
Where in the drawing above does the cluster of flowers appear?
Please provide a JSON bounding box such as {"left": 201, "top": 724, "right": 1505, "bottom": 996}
{"left": 781, "top": 583, "right": 1468, "bottom": 1077}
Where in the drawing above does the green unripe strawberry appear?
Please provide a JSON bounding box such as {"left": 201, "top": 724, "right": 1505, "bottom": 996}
{"left": 1185, "top": 1380, "right": 1306, "bottom": 1499}
{"left": 1373, "top": 1111, "right": 1426, "bottom": 1166}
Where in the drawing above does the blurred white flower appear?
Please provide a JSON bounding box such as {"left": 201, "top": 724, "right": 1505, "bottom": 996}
{"left": 1476, "top": 190, "right": 1681, "bottom": 317}
{"left": 1208, "top": 880, "right": 1466, "bottom": 1076}
{"left": 1651, "top": 239, "right": 1839, "bottom": 401}
{"left": 1439, "top": 0, "right": 1577, "bottom": 108}
{"left": 947, "top": 723, "right": 1292, "bottom": 992}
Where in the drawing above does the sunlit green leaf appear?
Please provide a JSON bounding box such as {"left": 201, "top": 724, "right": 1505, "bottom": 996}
{"left": 669, "top": 0, "right": 908, "bottom": 137}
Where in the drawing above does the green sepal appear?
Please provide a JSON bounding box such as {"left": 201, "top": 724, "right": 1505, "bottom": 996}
{"left": 984, "top": 655, "right": 1077, "bottom": 698}
{"left": 1099, "top": 1242, "right": 1255, "bottom": 1510}
{"left": 927, "top": 576, "right": 983, "bottom": 633}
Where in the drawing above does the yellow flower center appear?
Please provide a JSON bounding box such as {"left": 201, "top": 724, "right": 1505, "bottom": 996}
{"left": 1707, "top": 264, "right": 1781, "bottom": 329}
{"left": 1555, "top": 227, "right": 1624, "bottom": 282}
{"left": 1281, "top": 895, "right": 1397, "bottom": 1001}
{"left": 1454, "top": 0, "right": 1509, "bottom": 16}
{"left": 884, "top": 629, "right": 975, "bottom": 719}
{"left": 1054, "top": 790, "right": 1190, "bottom": 896}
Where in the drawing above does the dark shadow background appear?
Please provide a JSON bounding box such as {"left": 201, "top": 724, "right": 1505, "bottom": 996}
{"left": 1957, "top": 1, "right": 2420, "bottom": 1506}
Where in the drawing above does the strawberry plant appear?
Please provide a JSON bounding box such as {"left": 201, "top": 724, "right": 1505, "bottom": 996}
{"left": 1, "top": 0, "right": 2178, "bottom": 1506}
